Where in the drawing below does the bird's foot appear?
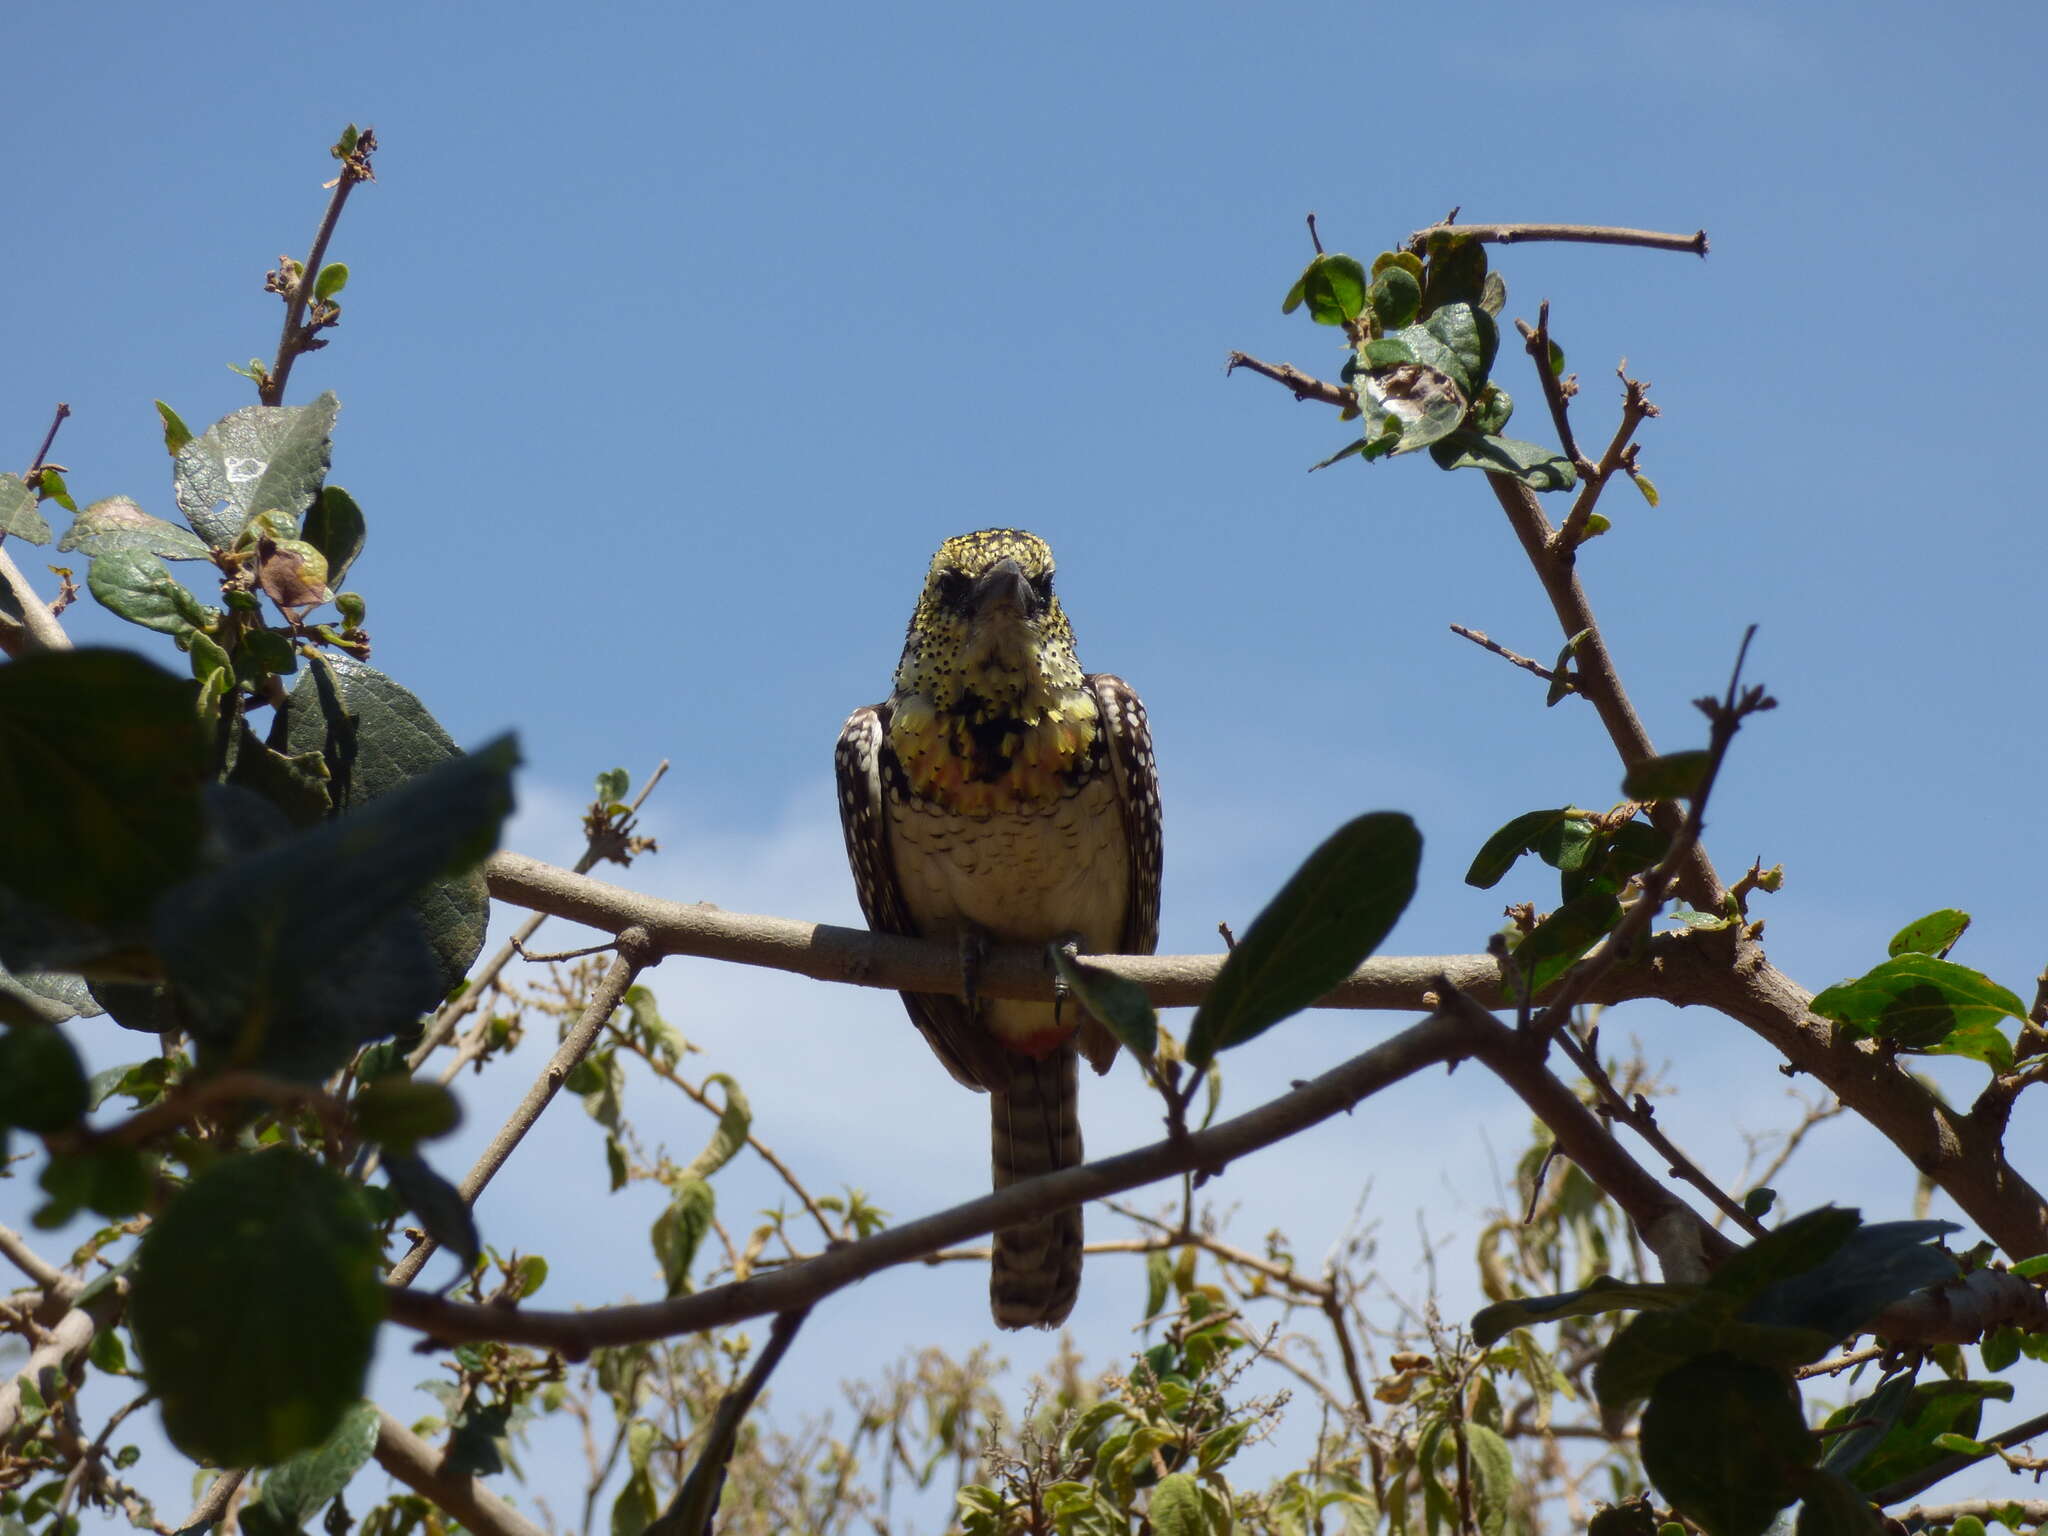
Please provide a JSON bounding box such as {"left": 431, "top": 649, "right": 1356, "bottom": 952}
{"left": 1048, "top": 933, "right": 1084, "bottom": 1028}
{"left": 958, "top": 927, "right": 992, "bottom": 1019}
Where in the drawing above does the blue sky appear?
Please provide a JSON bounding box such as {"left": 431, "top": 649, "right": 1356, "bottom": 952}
{"left": 6, "top": 0, "right": 2045, "bottom": 1522}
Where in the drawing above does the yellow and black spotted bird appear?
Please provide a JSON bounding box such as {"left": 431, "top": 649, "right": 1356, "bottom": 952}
{"left": 836, "top": 529, "right": 1162, "bottom": 1328}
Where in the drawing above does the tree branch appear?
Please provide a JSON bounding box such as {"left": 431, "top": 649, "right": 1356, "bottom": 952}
{"left": 374, "top": 1407, "right": 546, "bottom": 1536}
{"left": 1406, "top": 223, "right": 1709, "bottom": 258}
{"left": 260, "top": 128, "right": 376, "bottom": 407}
{"left": 650, "top": 1307, "right": 810, "bottom": 1536}
{"left": 1223, "top": 352, "right": 1355, "bottom": 410}
{"left": 386, "top": 931, "right": 653, "bottom": 1287}
{"left": 383, "top": 1012, "right": 1485, "bottom": 1353}
{"left": 0, "top": 541, "right": 73, "bottom": 654}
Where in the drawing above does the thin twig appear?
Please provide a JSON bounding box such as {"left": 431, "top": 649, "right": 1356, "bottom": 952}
{"left": 1450, "top": 624, "right": 1555, "bottom": 682}
{"left": 1515, "top": 303, "right": 1592, "bottom": 477}
{"left": 0, "top": 1220, "right": 71, "bottom": 1295}
{"left": 651, "top": 1307, "right": 811, "bottom": 1536}
{"left": 386, "top": 931, "right": 653, "bottom": 1287}
{"left": 24, "top": 402, "right": 71, "bottom": 478}
{"left": 1223, "top": 352, "right": 1355, "bottom": 410}
{"left": 383, "top": 1012, "right": 1483, "bottom": 1353}
{"left": 1406, "top": 223, "right": 1709, "bottom": 257}
{"left": 1795, "top": 1345, "right": 1888, "bottom": 1380}
{"left": 408, "top": 759, "right": 670, "bottom": 1071}
{"left": 1554, "top": 365, "right": 1656, "bottom": 554}
{"left": 260, "top": 128, "right": 377, "bottom": 406}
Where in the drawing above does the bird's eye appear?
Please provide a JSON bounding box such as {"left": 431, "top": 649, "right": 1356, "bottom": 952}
{"left": 1031, "top": 572, "right": 1054, "bottom": 603}
{"left": 932, "top": 569, "right": 969, "bottom": 607}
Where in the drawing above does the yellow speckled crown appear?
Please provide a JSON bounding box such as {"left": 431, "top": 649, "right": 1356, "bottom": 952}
{"left": 888, "top": 529, "right": 1099, "bottom": 812}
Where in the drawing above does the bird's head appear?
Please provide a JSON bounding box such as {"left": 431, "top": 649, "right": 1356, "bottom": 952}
{"left": 893, "top": 529, "right": 1084, "bottom": 716}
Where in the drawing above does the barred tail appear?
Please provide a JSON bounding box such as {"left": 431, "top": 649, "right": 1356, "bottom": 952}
{"left": 989, "top": 1043, "right": 1083, "bottom": 1329}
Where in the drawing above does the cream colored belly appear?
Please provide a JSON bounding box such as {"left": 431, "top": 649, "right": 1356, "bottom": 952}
{"left": 888, "top": 773, "right": 1130, "bottom": 1051}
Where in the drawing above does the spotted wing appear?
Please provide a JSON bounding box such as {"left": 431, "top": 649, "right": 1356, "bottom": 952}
{"left": 1089, "top": 674, "right": 1162, "bottom": 958}
{"left": 835, "top": 703, "right": 1009, "bottom": 1092}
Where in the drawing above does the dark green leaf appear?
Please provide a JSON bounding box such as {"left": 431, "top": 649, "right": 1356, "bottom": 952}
{"left": 1623, "top": 750, "right": 1714, "bottom": 802}
{"left": 595, "top": 767, "right": 630, "bottom": 805}
{"left": 1307, "top": 438, "right": 1368, "bottom": 473}
{"left": 1465, "top": 1423, "right": 1514, "bottom": 1536}
{"left": 1744, "top": 1187, "right": 1778, "bottom": 1219}
{"left": 383, "top": 1151, "right": 480, "bottom": 1276}
{"left": 36, "top": 1140, "right": 151, "bottom": 1223}
{"left": 174, "top": 394, "right": 339, "bottom": 549}
{"left": 1465, "top": 808, "right": 1570, "bottom": 889}
{"left": 57, "top": 497, "right": 211, "bottom": 561}
{"left": 1981, "top": 1324, "right": 2021, "bottom": 1372}
{"left": 1639, "top": 1355, "right": 1813, "bottom": 1536}
{"left": 1817, "top": 1372, "right": 1918, "bottom": 1480}
{"left": 1471, "top": 383, "right": 1514, "bottom": 436}
{"left": 443, "top": 1396, "right": 511, "bottom": 1479}
{"left": 1427, "top": 429, "right": 1578, "bottom": 491}
{"left": 1601, "top": 819, "right": 1671, "bottom": 882}
{"left": 1424, "top": 303, "right": 1496, "bottom": 393}
{"left": 132, "top": 1147, "right": 383, "bottom": 1466}
{"left": 1359, "top": 337, "right": 1416, "bottom": 370}
{"left": 0, "top": 474, "right": 52, "bottom": 544}
{"left": 1148, "top": 1473, "right": 1204, "bottom": 1536}
{"left": 0, "top": 1025, "right": 89, "bottom": 1132}
{"left": 1790, "top": 1469, "right": 1885, "bottom": 1536}
{"left": 1050, "top": 946, "right": 1157, "bottom": 1059}
{"left": 1810, "top": 955, "right": 2023, "bottom": 1064}
{"left": 1887, "top": 909, "right": 1970, "bottom": 959}
{"left": 1479, "top": 270, "right": 1507, "bottom": 316}
{"left": 679, "top": 1073, "right": 750, "bottom": 1181}
{"left": 1299, "top": 254, "right": 1370, "bottom": 326}
{"left": 1842, "top": 1378, "right": 2011, "bottom": 1492}
{"left": 284, "top": 656, "right": 493, "bottom": 995}
{"left": 152, "top": 737, "right": 516, "bottom": 1078}
{"left": 87, "top": 550, "right": 213, "bottom": 635}
{"left": 1471, "top": 1275, "right": 1693, "bottom": 1346}
{"left": 1185, "top": 813, "right": 1420, "bottom": 1067}
{"left": 155, "top": 401, "right": 194, "bottom": 457}
{"left": 249, "top": 1401, "right": 377, "bottom": 1524}
{"left": 1281, "top": 275, "right": 1306, "bottom": 314}
{"left": 1358, "top": 362, "right": 1466, "bottom": 454}
{"left": 1535, "top": 815, "right": 1601, "bottom": 877}
{"left": 653, "top": 1176, "right": 715, "bottom": 1297}
{"left": 1547, "top": 339, "right": 1567, "bottom": 376}
{"left": 1366, "top": 266, "right": 1421, "bottom": 330}
{"left": 1420, "top": 234, "right": 1488, "bottom": 318}
{"left": 353, "top": 1078, "right": 461, "bottom": 1150}
{"left": 1510, "top": 889, "right": 1621, "bottom": 996}
{"left": 0, "top": 648, "right": 206, "bottom": 945}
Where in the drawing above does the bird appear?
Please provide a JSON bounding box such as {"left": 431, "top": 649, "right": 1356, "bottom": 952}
{"left": 835, "top": 529, "right": 1161, "bottom": 1328}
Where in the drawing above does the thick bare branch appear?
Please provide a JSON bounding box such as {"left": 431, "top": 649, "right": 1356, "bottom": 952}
{"left": 1406, "top": 223, "right": 1709, "bottom": 257}
{"left": 383, "top": 1012, "right": 1485, "bottom": 1353}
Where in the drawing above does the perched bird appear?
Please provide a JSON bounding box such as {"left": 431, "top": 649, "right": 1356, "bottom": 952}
{"left": 836, "top": 529, "right": 1161, "bottom": 1328}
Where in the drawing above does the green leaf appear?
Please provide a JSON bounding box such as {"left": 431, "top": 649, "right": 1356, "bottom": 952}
{"left": 1744, "top": 1187, "right": 1778, "bottom": 1219}
{"left": 353, "top": 1077, "right": 462, "bottom": 1150}
{"left": 35, "top": 468, "right": 77, "bottom": 513}
{"left": 1509, "top": 889, "right": 1621, "bottom": 996}
{"left": 174, "top": 393, "right": 339, "bottom": 549}
{"left": 301, "top": 486, "right": 366, "bottom": 590}
{"left": 1841, "top": 1378, "right": 2011, "bottom": 1492}
{"left": 153, "top": 736, "right": 517, "bottom": 1078}
{"left": 1464, "top": 1423, "right": 1515, "bottom": 1536}
{"left": 653, "top": 1176, "right": 715, "bottom": 1297}
{"left": 1367, "top": 266, "right": 1422, "bottom": 330}
{"left": 1148, "top": 1473, "right": 1205, "bottom": 1536}
{"left": 0, "top": 648, "right": 206, "bottom": 946}
{"left": 1471, "top": 1275, "right": 1693, "bottom": 1346}
{"left": 132, "top": 1147, "right": 383, "bottom": 1466}
{"left": 1298, "top": 254, "right": 1370, "bottom": 326}
{"left": 1358, "top": 337, "right": 1416, "bottom": 370}
{"left": 1633, "top": 472, "right": 1660, "bottom": 507}
{"left": 36, "top": 1139, "right": 151, "bottom": 1223}
{"left": 1308, "top": 438, "right": 1368, "bottom": 473}
{"left": 1789, "top": 1469, "right": 1886, "bottom": 1536}
{"left": 1810, "top": 955, "right": 2024, "bottom": 1063}
{"left": 86, "top": 550, "right": 213, "bottom": 635}
{"left": 1623, "top": 750, "right": 1714, "bottom": 802}
{"left": 383, "top": 1151, "right": 480, "bottom": 1275}
{"left": 1358, "top": 362, "right": 1467, "bottom": 454}
{"left": 1420, "top": 233, "right": 1488, "bottom": 318}
{"left": 1817, "top": 1371, "right": 1918, "bottom": 1481}
{"left": 0, "top": 473, "right": 52, "bottom": 544}
{"left": 1466, "top": 808, "right": 1571, "bottom": 889}
{"left": 1887, "top": 909, "right": 1970, "bottom": 959}
{"left": 1471, "top": 383, "right": 1514, "bottom": 436}
{"left": 1427, "top": 429, "right": 1578, "bottom": 491}
{"left": 248, "top": 1400, "right": 377, "bottom": 1524}
{"left": 595, "top": 766, "right": 630, "bottom": 805}
{"left": 1050, "top": 946, "right": 1157, "bottom": 1059}
{"left": 1281, "top": 275, "right": 1306, "bottom": 314}
{"left": 57, "top": 497, "right": 211, "bottom": 561}
{"left": 155, "top": 401, "right": 194, "bottom": 457}
{"left": 1185, "top": 812, "right": 1420, "bottom": 1067}
{"left": 314, "top": 262, "right": 350, "bottom": 301}
{"left": 285, "top": 656, "right": 494, "bottom": 996}
{"left": 1639, "top": 1355, "right": 1813, "bottom": 1536}
{"left": 680, "top": 1073, "right": 750, "bottom": 1181}
{"left": 1479, "top": 270, "right": 1507, "bottom": 317}
{"left": 1423, "top": 303, "right": 1497, "bottom": 393}
{"left": 0, "top": 1025, "right": 89, "bottom": 1132}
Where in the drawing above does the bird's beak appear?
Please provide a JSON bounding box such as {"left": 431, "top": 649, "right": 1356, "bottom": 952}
{"left": 968, "top": 558, "right": 1035, "bottom": 622}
